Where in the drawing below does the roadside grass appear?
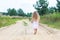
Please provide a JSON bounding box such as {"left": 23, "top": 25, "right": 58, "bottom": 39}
{"left": 23, "top": 21, "right": 28, "bottom": 26}
{"left": 0, "top": 16, "right": 22, "bottom": 28}
{"left": 40, "top": 13, "right": 60, "bottom": 29}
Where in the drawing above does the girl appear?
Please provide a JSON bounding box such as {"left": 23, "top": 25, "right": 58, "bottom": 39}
{"left": 31, "top": 11, "right": 40, "bottom": 35}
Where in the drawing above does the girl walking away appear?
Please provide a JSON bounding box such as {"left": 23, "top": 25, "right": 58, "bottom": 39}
{"left": 31, "top": 11, "right": 40, "bottom": 35}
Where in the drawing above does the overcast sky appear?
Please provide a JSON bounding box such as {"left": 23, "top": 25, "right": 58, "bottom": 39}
{"left": 0, "top": 0, "right": 57, "bottom": 13}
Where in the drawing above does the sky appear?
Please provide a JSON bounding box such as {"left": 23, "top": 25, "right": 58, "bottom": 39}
{"left": 0, "top": 0, "right": 57, "bottom": 13}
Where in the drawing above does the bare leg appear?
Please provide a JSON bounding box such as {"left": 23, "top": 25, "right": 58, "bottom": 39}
{"left": 34, "top": 29, "right": 37, "bottom": 35}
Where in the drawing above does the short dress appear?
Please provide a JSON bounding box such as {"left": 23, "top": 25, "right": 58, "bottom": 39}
{"left": 32, "top": 21, "right": 39, "bottom": 29}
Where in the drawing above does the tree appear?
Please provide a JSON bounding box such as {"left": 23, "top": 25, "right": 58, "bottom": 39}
{"left": 7, "top": 8, "right": 17, "bottom": 16}
{"left": 3, "top": 12, "right": 8, "bottom": 15}
{"left": 26, "top": 12, "right": 32, "bottom": 17}
{"left": 33, "top": 0, "right": 48, "bottom": 15}
{"left": 7, "top": 8, "right": 11, "bottom": 15}
{"left": 17, "top": 9, "right": 25, "bottom": 16}
{"left": 57, "top": 0, "right": 60, "bottom": 12}
{"left": 48, "top": 7, "right": 57, "bottom": 13}
{"left": 11, "top": 8, "right": 17, "bottom": 16}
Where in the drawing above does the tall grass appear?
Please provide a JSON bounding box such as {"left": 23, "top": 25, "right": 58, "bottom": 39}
{"left": 40, "top": 13, "right": 60, "bottom": 29}
{"left": 0, "top": 16, "right": 21, "bottom": 28}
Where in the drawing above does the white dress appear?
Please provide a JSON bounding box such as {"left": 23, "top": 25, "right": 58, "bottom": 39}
{"left": 32, "top": 21, "right": 39, "bottom": 29}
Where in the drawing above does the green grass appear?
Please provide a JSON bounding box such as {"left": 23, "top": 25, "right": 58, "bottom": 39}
{"left": 40, "top": 13, "right": 60, "bottom": 29}
{"left": 23, "top": 21, "right": 28, "bottom": 26}
{"left": 0, "top": 16, "right": 22, "bottom": 28}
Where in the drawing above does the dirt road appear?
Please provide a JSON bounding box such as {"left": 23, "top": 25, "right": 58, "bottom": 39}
{"left": 0, "top": 19, "right": 60, "bottom": 40}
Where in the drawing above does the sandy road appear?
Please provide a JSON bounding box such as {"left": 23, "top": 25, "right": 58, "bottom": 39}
{"left": 0, "top": 19, "right": 60, "bottom": 40}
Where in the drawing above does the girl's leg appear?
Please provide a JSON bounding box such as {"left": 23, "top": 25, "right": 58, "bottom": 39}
{"left": 34, "top": 29, "right": 37, "bottom": 35}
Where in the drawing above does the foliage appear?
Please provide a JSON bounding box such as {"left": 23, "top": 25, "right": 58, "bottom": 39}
{"left": 7, "top": 8, "right": 17, "bottom": 16}
{"left": 0, "top": 16, "right": 21, "bottom": 28}
{"left": 7, "top": 8, "right": 27, "bottom": 17}
{"left": 57, "top": 0, "right": 60, "bottom": 12}
{"left": 48, "top": 7, "right": 57, "bottom": 13}
{"left": 23, "top": 21, "right": 28, "bottom": 26}
{"left": 26, "top": 12, "right": 32, "bottom": 17}
{"left": 33, "top": 0, "right": 48, "bottom": 15}
{"left": 17, "top": 9, "right": 25, "bottom": 16}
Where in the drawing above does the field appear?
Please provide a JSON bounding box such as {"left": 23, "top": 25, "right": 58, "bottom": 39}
{"left": 40, "top": 13, "right": 60, "bottom": 29}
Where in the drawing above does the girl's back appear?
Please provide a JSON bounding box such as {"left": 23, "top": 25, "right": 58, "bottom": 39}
{"left": 31, "top": 11, "right": 40, "bottom": 35}
{"left": 32, "top": 11, "right": 40, "bottom": 23}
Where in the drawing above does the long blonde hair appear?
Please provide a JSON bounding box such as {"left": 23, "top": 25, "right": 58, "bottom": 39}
{"left": 32, "top": 11, "right": 40, "bottom": 21}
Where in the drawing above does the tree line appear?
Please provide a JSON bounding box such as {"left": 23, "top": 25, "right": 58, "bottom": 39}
{"left": 3, "top": 8, "right": 32, "bottom": 17}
